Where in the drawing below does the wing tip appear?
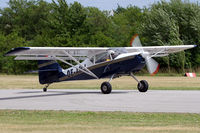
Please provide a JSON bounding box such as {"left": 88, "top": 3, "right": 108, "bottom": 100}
{"left": 4, "top": 47, "right": 30, "bottom": 56}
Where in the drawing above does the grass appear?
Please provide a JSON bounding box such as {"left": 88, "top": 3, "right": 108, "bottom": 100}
{"left": 0, "top": 75, "right": 199, "bottom": 90}
{"left": 0, "top": 76, "right": 200, "bottom": 133}
{"left": 0, "top": 110, "right": 200, "bottom": 133}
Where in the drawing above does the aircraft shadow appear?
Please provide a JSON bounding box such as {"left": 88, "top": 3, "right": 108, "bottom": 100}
{"left": 0, "top": 90, "right": 130, "bottom": 101}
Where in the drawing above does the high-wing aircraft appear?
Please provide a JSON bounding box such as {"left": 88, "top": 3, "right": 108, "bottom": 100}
{"left": 5, "top": 35, "right": 196, "bottom": 94}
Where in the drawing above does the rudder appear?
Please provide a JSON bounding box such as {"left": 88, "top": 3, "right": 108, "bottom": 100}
{"left": 38, "top": 60, "right": 63, "bottom": 84}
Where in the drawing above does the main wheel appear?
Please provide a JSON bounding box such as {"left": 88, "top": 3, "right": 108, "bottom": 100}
{"left": 137, "top": 80, "right": 149, "bottom": 92}
{"left": 101, "top": 82, "right": 112, "bottom": 94}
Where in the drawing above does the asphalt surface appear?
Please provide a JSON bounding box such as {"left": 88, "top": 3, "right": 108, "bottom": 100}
{"left": 0, "top": 89, "right": 200, "bottom": 113}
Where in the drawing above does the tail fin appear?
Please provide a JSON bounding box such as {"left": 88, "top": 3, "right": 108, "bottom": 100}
{"left": 38, "top": 60, "right": 63, "bottom": 84}
{"left": 130, "top": 34, "right": 142, "bottom": 47}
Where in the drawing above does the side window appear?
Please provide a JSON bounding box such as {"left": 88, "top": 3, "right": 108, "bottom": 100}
{"left": 95, "top": 52, "right": 109, "bottom": 63}
{"left": 90, "top": 51, "right": 119, "bottom": 64}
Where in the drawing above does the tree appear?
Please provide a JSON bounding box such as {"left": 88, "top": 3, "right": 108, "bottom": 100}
{"left": 0, "top": 0, "right": 199, "bottom": 74}
{"left": 111, "top": 5, "right": 144, "bottom": 46}
{"left": 141, "top": 0, "right": 200, "bottom": 72}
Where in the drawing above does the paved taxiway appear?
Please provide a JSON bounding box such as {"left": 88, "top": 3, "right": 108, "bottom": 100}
{"left": 0, "top": 89, "right": 200, "bottom": 113}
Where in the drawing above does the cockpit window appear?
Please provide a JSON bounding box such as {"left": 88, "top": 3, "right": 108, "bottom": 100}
{"left": 90, "top": 52, "right": 111, "bottom": 64}
{"left": 95, "top": 52, "right": 109, "bottom": 63}
{"left": 90, "top": 51, "right": 120, "bottom": 64}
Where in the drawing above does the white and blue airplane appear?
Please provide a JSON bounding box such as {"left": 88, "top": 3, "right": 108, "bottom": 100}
{"left": 5, "top": 35, "right": 196, "bottom": 94}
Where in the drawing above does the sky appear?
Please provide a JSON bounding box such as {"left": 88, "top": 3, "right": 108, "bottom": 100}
{"left": 0, "top": 0, "right": 199, "bottom": 10}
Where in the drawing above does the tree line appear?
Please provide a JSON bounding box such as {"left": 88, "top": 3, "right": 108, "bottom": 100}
{"left": 0, "top": 0, "right": 199, "bottom": 74}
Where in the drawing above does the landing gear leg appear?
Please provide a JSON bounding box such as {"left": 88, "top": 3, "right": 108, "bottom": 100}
{"left": 43, "top": 84, "right": 50, "bottom": 92}
{"left": 101, "top": 74, "right": 114, "bottom": 94}
{"left": 130, "top": 72, "right": 149, "bottom": 92}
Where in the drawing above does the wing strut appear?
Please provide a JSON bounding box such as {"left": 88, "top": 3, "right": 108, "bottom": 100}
{"left": 62, "top": 50, "right": 98, "bottom": 79}
{"left": 54, "top": 56, "right": 98, "bottom": 79}
{"left": 53, "top": 51, "right": 98, "bottom": 79}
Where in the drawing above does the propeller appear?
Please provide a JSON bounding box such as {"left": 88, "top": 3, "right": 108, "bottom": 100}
{"left": 131, "top": 34, "right": 160, "bottom": 75}
{"left": 144, "top": 55, "right": 160, "bottom": 75}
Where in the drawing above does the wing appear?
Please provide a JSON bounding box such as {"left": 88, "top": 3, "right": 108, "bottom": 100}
{"left": 5, "top": 45, "right": 196, "bottom": 60}
{"left": 125, "top": 45, "right": 196, "bottom": 57}
{"left": 5, "top": 47, "right": 109, "bottom": 60}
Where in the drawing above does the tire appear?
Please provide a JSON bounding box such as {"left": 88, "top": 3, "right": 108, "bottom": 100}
{"left": 137, "top": 80, "right": 149, "bottom": 92}
{"left": 101, "top": 82, "right": 112, "bottom": 94}
{"left": 43, "top": 87, "right": 47, "bottom": 92}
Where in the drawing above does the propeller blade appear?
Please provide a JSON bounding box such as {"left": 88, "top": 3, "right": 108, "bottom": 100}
{"left": 145, "top": 57, "right": 160, "bottom": 75}
{"left": 130, "top": 34, "right": 142, "bottom": 47}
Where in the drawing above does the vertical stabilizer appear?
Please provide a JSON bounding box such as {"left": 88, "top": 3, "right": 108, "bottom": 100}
{"left": 38, "top": 60, "right": 64, "bottom": 84}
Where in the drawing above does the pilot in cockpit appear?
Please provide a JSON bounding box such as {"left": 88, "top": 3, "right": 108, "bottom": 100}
{"left": 106, "top": 50, "right": 115, "bottom": 61}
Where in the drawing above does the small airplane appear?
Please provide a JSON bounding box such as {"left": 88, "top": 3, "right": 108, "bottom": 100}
{"left": 5, "top": 35, "right": 196, "bottom": 94}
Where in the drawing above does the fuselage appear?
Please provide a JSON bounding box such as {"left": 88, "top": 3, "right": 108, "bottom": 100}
{"left": 38, "top": 49, "right": 146, "bottom": 84}
{"left": 58, "top": 55, "right": 145, "bottom": 82}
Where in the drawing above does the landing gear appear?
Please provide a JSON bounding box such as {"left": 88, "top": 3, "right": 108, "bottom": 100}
{"left": 101, "top": 74, "right": 114, "bottom": 94}
{"left": 101, "top": 82, "right": 112, "bottom": 94}
{"left": 43, "top": 84, "right": 50, "bottom": 92}
{"left": 137, "top": 80, "right": 149, "bottom": 92}
{"left": 130, "top": 73, "right": 149, "bottom": 92}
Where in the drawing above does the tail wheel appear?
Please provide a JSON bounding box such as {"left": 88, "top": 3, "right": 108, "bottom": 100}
{"left": 137, "top": 80, "right": 149, "bottom": 92}
{"left": 101, "top": 82, "right": 112, "bottom": 94}
{"left": 43, "top": 84, "right": 50, "bottom": 92}
{"left": 43, "top": 87, "right": 47, "bottom": 92}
